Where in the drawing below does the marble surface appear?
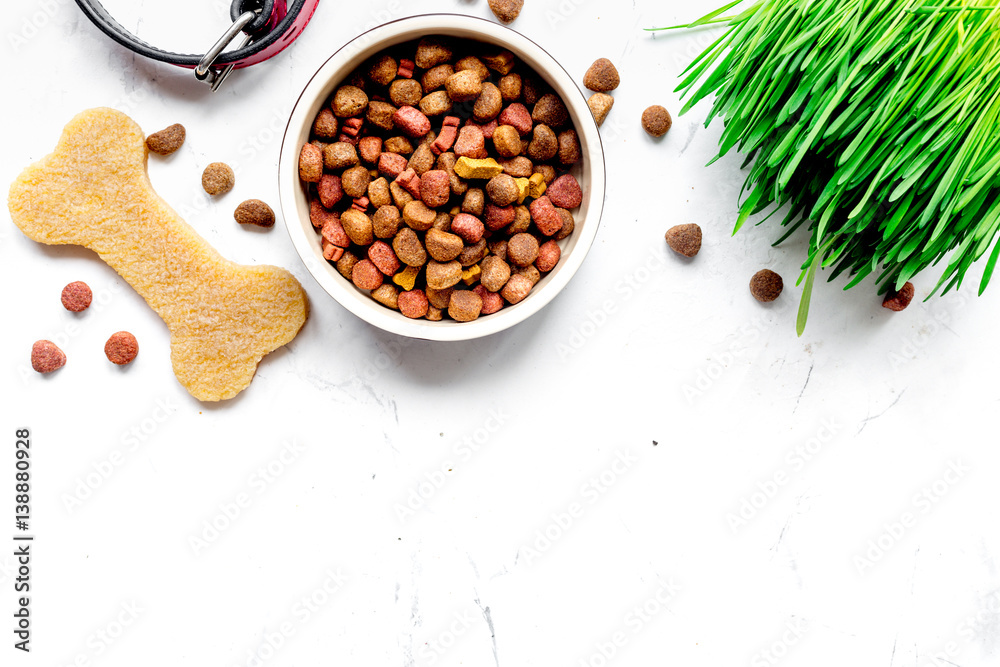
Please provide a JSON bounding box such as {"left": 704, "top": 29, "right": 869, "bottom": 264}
{"left": 3, "top": 1, "right": 1000, "bottom": 665}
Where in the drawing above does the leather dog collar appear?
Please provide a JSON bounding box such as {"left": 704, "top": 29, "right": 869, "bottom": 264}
{"left": 74, "top": 0, "right": 320, "bottom": 90}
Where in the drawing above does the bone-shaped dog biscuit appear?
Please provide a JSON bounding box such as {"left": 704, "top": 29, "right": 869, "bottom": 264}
{"left": 8, "top": 108, "right": 308, "bottom": 401}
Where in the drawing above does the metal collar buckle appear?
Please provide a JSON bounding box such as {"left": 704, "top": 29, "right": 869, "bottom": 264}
{"left": 194, "top": 10, "right": 258, "bottom": 92}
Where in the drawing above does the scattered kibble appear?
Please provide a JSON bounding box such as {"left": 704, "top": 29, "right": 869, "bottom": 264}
{"left": 488, "top": 0, "right": 524, "bottom": 23}
{"left": 750, "top": 269, "right": 784, "bottom": 302}
{"left": 31, "top": 340, "right": 66, "bottom": 373}
{"left": 641, "top": 105, "right": 672, "bottom": 138}
{"left": 587, "top": 93, "right": 614, "bottom": 127}
{"left": 202, "top": 162, "right": 235, "bottom": 196}
{"left": 234, "top": 199, "right": 275, "bottom": 228}
{"left": 105, "top": 331, "right": 139, "bottom": 365}
{"left": 665, "top": 224, "right": 702, "bottom": 258}
{"left": 583, "top": 58, "right": 620, "bottom": 92}
{"left": 882, "top": 282, "right": 915, "bottom": 311}
{"left": 145, "top": 123, "right": 186, "bottom": 156}
{"left": 61, "top": 281, "right": 93, "bottom": 312}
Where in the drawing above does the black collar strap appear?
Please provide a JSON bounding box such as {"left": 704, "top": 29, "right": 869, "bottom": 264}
{"left": 74, "top": 0, "right": 320, "bottom": 90}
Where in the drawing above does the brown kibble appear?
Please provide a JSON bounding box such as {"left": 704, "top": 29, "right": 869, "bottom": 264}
{"left": 31, "top": 339, "right": 66, "bottom": 373}
{"left": 333, "top": 85, "right": 369, "bottom": 118}
{"left": 583, "top": 58, "right": 620, "bottom": 92}
{"left": 448, "top": 290, "right": 483, "bottom": 322}
{"left": 398, "top": 289, "right": 430, "bottom": 319}
{"left": 665, "top": 224, "right": 702, "bottom": 258}
{"left": 369, "top": 54, "right": 398, "bottom": 86}
{"left": 455, "top": 56, "right": 489, "bottom": 80}
{"left": 384, "top": 136, "right": 415, "bottom": 156}
{"left": 393, "top": 227, "right": 428, "bottom": 267}
{"left": 369, "top": 178, "right": 392, "bottom": 208}
{"left": 234, "top": 199, "right": 275, "bottom": 228}
{"left": 527, "top": 124, "right": 558, "bottom": 161}
{"left": 342, "top": 165, "right": 372, "bottom": 198}
{"left": 533, "top": 164, "right": 556, "bottom": 184}
{"left": 352, "top": 259, "right": 384, "bottom": 290}
{"left": 402, "top": 200, "right": 437, "bottom": 231}
{"left": 425, "top": 305, "right": 444, "bottom": 321}
{"left": 420, "top": 91, "right": 454, "bottom": 117}
{"left": 422, "top": 64, "right": 455, "bottom": 94}
{"left": 416, "top": 37, "right": 453, "bottom": 69}
{"left": 390, "top": 79, "right": 424, "bottom": 107}
{"left": 372, "top": 205, "right": 402, "bottom": 238}
{"left": 372, "top": 283, "right": 400, "bottom": 309}
{"left": 408, "top": 143, "right": 436, "bottom": 175}
{"left": 488, "top": 0, "right": 524, "bottom": 23}
{"left": 323, "top": 142, "right": 359, "bottom": 169}
{"left": 587, "top": 93, "right": 614, "bottom": 127}
{"left": 507, "top": 233, "right": 540, "bottom": 267}
{"left": 642, "top": 105, "right": 672, "bottom": 137}
{"left": 61, "top": 281, "right": 92, "bottom": 312}
{"left": 425, "top": 228, "right": 465, "bottom": 262}
{"left": 367, "top": 100, "right": 398, "bottom": 131}
{"left": 336, "top": 251, "right": 360, "bottom": 280}
{"left": 426, "top": 286, "right": 454, "bottom": 309}
{"left": 480, "top": 255, "right": 511, "bottom": 292}
{"left": 313, "top": 108, "right": 339, "bottom": 138}
{"left": 558, "top": 130, "right": 581, "bottom": 166}
{"left": 532, "top": 94, "right": 569, "bottom": 127}
{"left": 145, "top": 123, "right": 185, "bottom": 155}
{"left": 492, "top": 125, "right": 523, "bottom": 158}
{"left": 104, "top": 331, "right": 139, "bottom": 365}
{"left": 299, "top": 143, "right": 324, "bottom": 182}
{"left": 500, "top": 156, "right": 533, "bottom": 178}
{"left": 462, "top": 189, "right": 485, "bottom": 216}
{"left": 498, "top": 74, "right": 522, "bottom": 102}
{"left": 341, "top": 208, "right": 375, "bottom": 245}
{"left": 486, "top": 174, "right": 519, "bottom": 207}
{"left": 458, "top": 238, "right": 489, "bottom": 266}
{"left": 554, "top": 208, "right": 575, "bottom": 241}
{"left": 500, "top": 273, "right": 533, "bottom": 304}
{"left": 483, "top": 50, "right": 516, "bottom": 75}
{"left": 750, "top": 269, "right": 784, "bottom": 302}
{"left": 507, "top": 205, "right": 532, "bottom": 235}
{"left": 882, "top": 282, "right": 915, "bottom": 312}
{"left": 522, "top": 76, "right": 545, "bottom": 105}
{"left": 474, "top": 83, "right": 504, "bottom": 122}
{"left": 446, "top": 70, "right": 485, "bottom": 103}
{"left": 202, "top": 162, "right": 234, "bottom": 196}
{"left": 514, "top": 264, "right": 541, "bottom": 286}
{"left": 426, "top": 260, "right": 463, "bottom": 290}
{"left": 432, "top": 211, "right": 452, "bottom": 232}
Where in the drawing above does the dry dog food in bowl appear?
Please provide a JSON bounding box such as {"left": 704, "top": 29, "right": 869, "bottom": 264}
{"left": 279, "top": 15, "right": 605, "bottom": 341}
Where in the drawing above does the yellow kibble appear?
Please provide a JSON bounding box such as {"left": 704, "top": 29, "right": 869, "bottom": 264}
{"left": 393, "top": 265, "right": 420, "bottom": 291}
{"left": 514, "top": 177, "right": 531, "bottom": 204}
{"left": 528, "top": 172, "right": 547, "bottom": 199}
{"left": 454, "top": 156, "right": 504, "bottom": 179}
{"left": 461, "top": 264, "right": 481, "bottom": 286}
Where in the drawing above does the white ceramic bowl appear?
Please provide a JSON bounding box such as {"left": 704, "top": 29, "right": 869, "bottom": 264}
{"left": 279, "top": 13, "right": 606, "bottom": 341}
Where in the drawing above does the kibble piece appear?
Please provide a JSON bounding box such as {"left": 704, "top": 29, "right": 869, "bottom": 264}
{"left": 426, "top": 260, "right": 463, "bottom": 290}
{"left": 483, "top": 50, "right": 516, "bottom": 75}
{"left": 390, "top": 79, "right": 424, "bottom": 108}
{"left": 527, "top": 172, "right": 547, "bottom": 199}
{"left": 498, "top": 73, "right": 522, "bottom": 102}
{"left": 533, "top": 164, "right": 556, "bottom": 184}
{"left": 318, "top": 174, "right": 344, "bottom": 208}
{"left": 522, "top": 76, "right": 545, "bottom": 105}
{"left": 324, "top": 142, "right": 359, "bottom": 169}
{"left": 486, "top": 174, "right": 519, "bottom": 207}
{"left": 484, "top": 204, "right": 516, "bottom": 231}
{"left": 535, "top": 239, "right": 561, "bottom": 272}
{"left": 416, "top": 37, "right": 454, "bottom": 69}
{"left": 313, "top": 108, "right": 339, "bottom": 138}
{"left": 493, "top": 125, "right": 523, "bottom": 158}
{"left": 367, "top": 101, "right": 398, "bottom": 132}
{"left": 583, "top": 58, "right": 620, "bottom": 92}
{"left": 336, "top": 251, "right": 360, "bottom": 280}
{"left": 451, "top": 213, "right": 485, "bottom": 243}
{"left": 369, "top": 54, "right": 398, "bottom": 86}
{"left": 642, "top": 105, "right": 672, "bottom": 137}
{"left": 474, "top": 83, "right": 504, "bottom": 122}
{"left": 333, "top": 85, "right": 369, "bottom": 118}
{"left": 341, "top": 166, "right": 371, "bottom": 198}
{"left": 498, "top": 103, "right": 533, "bottom": 135}
{"left": 393, "top": 227, "right": 428, "bottom": 267}
{"left": 453, "top": 156, "right": 503, "bottom": 180}
{"left": 508, "top": 205, "right": 532, "bottom": 235}
{"left": 554, "top": 208, "right": 575, "bottom": 241}
{"left": 458, "top": 238, "right": 489, "bottom": 267}
{"left": 462, "top": 189, "right": 486, "bottom": 216}
{"left": 665, "top": 224, "right": 702, "bottom": 258}
{"left": 455, "top": 126, "right": 488, "bottom": 159}
{"left": 234, "top": 199, "right": 275, "bottom": 228}
{"left": 299, "top": 143, "right": 324, "bottom": 182}
{"left": 321, "top": 216, "right": 350, "bottom": 247}
{"left": 446, "top": 70, "right": 485, "bottom": 103}
{"left": 500, "top": 156, "right": 533, "bottom": 178}
{"left": 409, "top": 143, "right": 437, "bottom": 175}
{"left": 368, "top": 241, "right": 402, "bottom": 276}
{"left": 547, "top": 174, "right": 583, "bottom": 209}
{"left": 420, "top": 170, "right": 451, "bottom": 208}
{"left": 507, "top": 233, "right": 540, "bottom": 267}
{"left": 390, "top": 180, "right": 415, "bottom": 208}
{"left": 480, "top": 255, "right": 511, "bottom": 292}
{"left": 448, "top": 290, "right": 483, "bottom": 322}
{"left": 558, "top": 130, "right": 581, "bottom": 166}
{"left": 515, "top": 264, "right": 541, "bottom": 285}
{"left": 425, "top": 228, "right": 465, "bottom": 262}
{"left": 394, "top": 106, "right": 433, "bottom": 138}
{"left": 501, "top": 273, "right": 533, "bottom": 304}
{"left": 104, "top": 331, "right": 139, "bottom": 365}
{"left": 341, "top": 208, "right": 375, "bottom": 246}
{"left": 398, "top": 289, "right": 430, "bottom": 318}
{"left": 372, "top": 205, "right": 402, "bottom": 239}
{"left": 527, "top": 124, "right": 558, "bottom": 161}
{"left": 202, "top": 162, "right": 234, "bottom": 196}
{"left": 426, "top": 287, "right": 454, "bottom": 309}
{"left": 402, "top": 200, "right": 437, "bottom": 231}
{"left": 529, "top": 196, "right": 564, "bottom": 236}
{"left": 31, "top": 340, "right": 66, "bottom": 373}
{"left": 146, "top": 123, "right": 186, "bottom": 155}
{"left": 587, "top": 93, "right": 614, "bottom": 127}
{"left": 489, "top": 0, "right": 524, "bottom": 23}
{"left": 372, "top": 284, "right": 400, "bottom": 309}
{"left": 882, "top": 282, "right": 915, "bottom": 311}
{"left": 426, "top": 305, "right": 444, "bottom": 321}
{"left": 532, "top": 94, "right": 569, "bottom": 127}
{"left": 476, "top": 286, "right": 505, "bottom": 314}
{"left": 358, "top": 136, "right": 383, "bottom": 164}
{"left": 433, "top": 212, "right": 452, "bottom": 231}
{"left": 420, "top": 91, "right": 454, "bottom": 117}
{"left": 61, "top": 281, "right": 92, "bottom": 312}
{"left": 750, "top": 269, "right": 784, "bottom": 302}
{"left": 352, "top": 259, "right": 384, "bottom": 290}
{"left": 369, "top": 178, "right": 393, "bottom": 208}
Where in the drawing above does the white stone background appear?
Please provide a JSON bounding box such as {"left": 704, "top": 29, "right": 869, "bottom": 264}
{"left": 2, "top": 1, "right": 1000, "bottom": 666}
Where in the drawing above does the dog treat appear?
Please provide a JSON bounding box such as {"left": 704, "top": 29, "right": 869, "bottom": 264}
{"left": 882, "top": 282, "right": 915, "bottom": 311}
{"left": 145, "top": 123, "right": 186, "bottom": 156}
{"left": 300, "top": 36, "right": 585, "bottom": 321}
{"left": 587, "top": 93, "right": 614, "bottom": 127}
{"left": 9, "top": 108, "right": 307, "bottom": 401}
{"left": 61, "top": 281, "right": 93, "bottom": 312}
{"left": 750, "top": 269, "right": 784, "bottom": 302}
{"left": 642, "top": 105, "right": 672, "bottom": 137}
{"left": 31, "top": 340, "right": 66, "bottom": 373}
{"left": 234, "top": 199, "right": 276, "bottom": 228}
{"left": 665, "top": 224, "right": 702, "bottom": 258}
{"left": 105, "top": 331, "right": 139, "bottom": 365}
{"left": 202, "top": 162, "right": 235, "bottom": 195}
{"left": 489, "top": 0, "right": 524, "bottom": 23}
{"left": 583, "top": 59, "right": 620, "bottom": 93}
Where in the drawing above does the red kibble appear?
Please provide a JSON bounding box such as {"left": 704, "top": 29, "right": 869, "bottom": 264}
{"left": 368, "top": 241, "right": 402, "bottom": 276}
{"left": 536, "top": 239, "right": 561, "bottom": 272}
{"left": 451, "top": 213, "right": 485, "bottom": 243}
{"left": 398, "top": 289, "right": 430, "bottom": 319}
{"left": 393, "top": 106, "right": 432, "bottom": 138}
{"left": 498, "top": 103, "right": 533, "bottom": 135}
{"left": 61, "top": 281, "right": 92, "bottom": 312}
{"left": 473, "top": 285, "right": 504, "bottom": 314}
{"left": 353, "top": 197, "right": 370, "bottom": 211}
{"left": 397, "top": 58, "right": 415, "bottom": 78}
{"left": 500, "top": 273, "right": 533, "bottom": 304}
{"left": 432, "top": 118, "right": 460, "bottom": 155}
{"left": 882, "top": 282, "right": 915, "bottom": 311}
{"left": 420, "top": 170, "right": 451, "bottom": 208}
{"left": 104, "top": 331, "right": 139, "bottom": 365}
{"left": 321, "top": 215, "right": 350, "bottom": 247}
{"left": 323, "top": 241, "right": 344, "bottom": 262}
{"left": 358, "top": 136, "right": 383, "bottom": 163}
{"left": 547, "top": 174, "right": 583, "bottom": 209}
{"left": 317, "top": 174, "right": 344, "bottom": 208}
{"left": 352, "top": 259, "right": 384, "bottom": 290}
{"left": 378, "top": 152, "right": 408, "bottom": 178}
{"left": 341, "top": 117, "right": 363, "bottom": 137}
{"left": 484, "top": 204, "right": 515, "bottom": 231}
{"left": 454, "top": 125, "right": 488, "bottom": 159}
{"left": 395, "top": 168, "right": 422, "bottom": 198}
{"left": 529, "top": 196, "right": 562, "bottom": 236}
{"left": 31, "top": 340, "right": 66, "bottom": 373}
